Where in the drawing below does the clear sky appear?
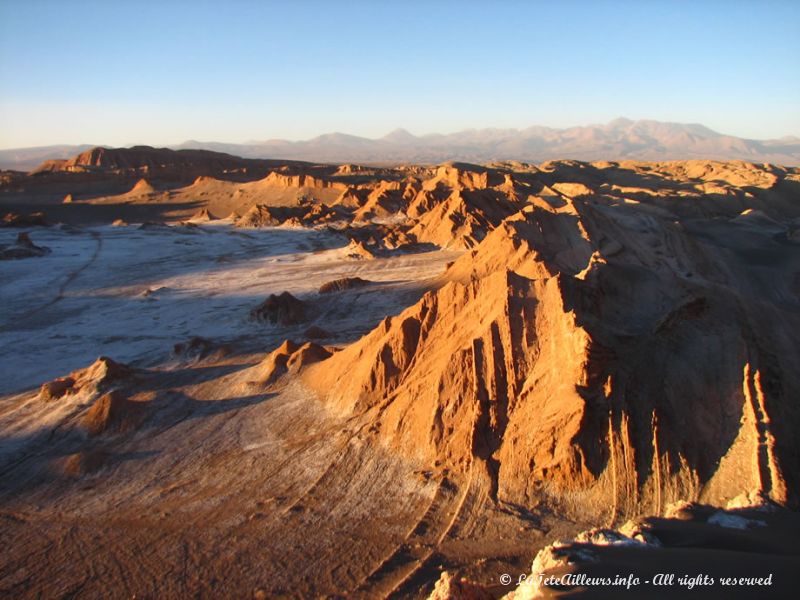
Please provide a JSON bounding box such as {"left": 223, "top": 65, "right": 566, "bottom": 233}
{"left": 0, "top": 0, "right": 798, "bottom": 149}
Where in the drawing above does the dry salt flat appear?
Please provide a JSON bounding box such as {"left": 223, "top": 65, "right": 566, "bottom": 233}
{"left": 0, "top": 223, "right": 459, "bottom": 395}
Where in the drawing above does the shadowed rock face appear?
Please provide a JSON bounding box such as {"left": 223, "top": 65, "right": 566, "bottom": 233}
{"left": 29, "top": 146, "right": 286, "bottom": 177}
{"left": 303, "top": 325, "right": 331, "bottom": 339}
{"left": 433, "top": 497, "right": 800, "bottom": 600}
{"left": 172, "top": 337, "right": 231, "bottom": 361}
{"left": 0, "top": 232, "right": 51, "bottom": 259}
{"left": 318, "top": 277, "right": 371, "bottom": 294}
{"left": 235, "top": 203, "right": 342, "bottom": 228}
{"left": 250, "top": 292, "right": 307, "bottom": 325}
{"left": 83, "top": 390, "right": 143, "bottom": 437}
{"left": 1, "top": 212, "right": 47, "bottom": 227}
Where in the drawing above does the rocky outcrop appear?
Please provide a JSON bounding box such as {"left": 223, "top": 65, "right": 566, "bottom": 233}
{"left": 303, "top": 325, "right": 331, "bottom": 339}
{"left": 235, "top": 203, "right": 341, "bottom": 228}
{"left": 29, "top": 145, "right": 286, "bottom": 179}
{"left": 172, "top": 336, "right": 230, "bottom": 361}
{"left": 408, "top": 188, "right": 523, "bottom": 249}
{"left": 256, "top": 340, "right": 334, "bottom": 387}
{"left": 257, "top": 171, "right": 348, "bottom": 191}
{"left": 236, "top": 205, "right": 285, "bottom": 227}
{"left": 0, "top": 232, "right": 51, "bottom": 259}
{"left": 188, "top": 207, "right": 215, "bottom": 221}
{"left": 250, "top": 292, "right": 307, "bottom": 325}
{"left": 428, "top": 571, "right": 494, "bottom": 600}
{"left": 495, "top": 498, "right": 798, "bottom": 599}
{"left": 38, "top": 357, "right": 133, "bottom": 402}
{"left": 318, "top": 277, "right": 371, "bottom": 294}
{"left": 341, "top": 223, "right": 417, "bottom": 253}
{"left": 127, "top": 178, "right": 155, "bottom": 195}
{"left": 344, "top": 239, "right": 376, "bottom": 260}
{"left": 353, "top": 180, "right": 417, "bottom": 221}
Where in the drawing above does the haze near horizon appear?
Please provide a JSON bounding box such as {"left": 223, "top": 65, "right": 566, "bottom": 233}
{"left": 1, "top": 0, "right": 799, "bottom": 150}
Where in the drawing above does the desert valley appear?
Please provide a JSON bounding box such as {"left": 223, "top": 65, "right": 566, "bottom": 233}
{"left": 1, "top": 145, "right": 799, "bottom": 598}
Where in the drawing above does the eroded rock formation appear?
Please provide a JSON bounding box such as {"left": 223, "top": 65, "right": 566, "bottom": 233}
{"left": 305, "top": 160, "right": 800, "bottom": 520}
{"left": 256, "top": 339, "right": 335, "bottom": 387}
{"left": 39, "top": 356, "right": 133, "bottom": 402}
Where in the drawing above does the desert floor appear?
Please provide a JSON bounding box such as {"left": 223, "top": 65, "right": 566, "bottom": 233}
{"left": 0, "top": 223, "right": 568, "bottom": 599}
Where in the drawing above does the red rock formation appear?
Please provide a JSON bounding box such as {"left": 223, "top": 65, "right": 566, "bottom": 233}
{"left": 257, "top": 340, "right": 334, "bottom": 387}
{"left": 306, "top": 174, "right": 800, "bottom": 517}
{"left": 189, "top": 208, "right": 215, "bottom": 221}
{"left": 256, "top": 171, "right": 348, "bottom": 192}
{"left": 345, "top": 239, "right": 376, "bottom": 260}
{"left": 38, "top": 357, "right": 133, "bottom": 402}
{"left": 126, "top": 178, "right": 155, "bottom": 195}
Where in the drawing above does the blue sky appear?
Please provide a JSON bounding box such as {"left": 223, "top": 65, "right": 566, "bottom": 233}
{"left": 0, "top": 0, "right": 798, "bottom": 148}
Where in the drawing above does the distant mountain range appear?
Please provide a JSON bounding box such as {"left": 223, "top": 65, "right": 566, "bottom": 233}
{"left": 0, "top": 144, "right": 97, "bottom": 172}
{"left": 2, "top": 119, "right": 799, "bottom": 171}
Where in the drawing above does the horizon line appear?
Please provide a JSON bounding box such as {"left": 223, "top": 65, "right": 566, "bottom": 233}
{"left": 2, "top": 117, "right": 799, "bottom": 152}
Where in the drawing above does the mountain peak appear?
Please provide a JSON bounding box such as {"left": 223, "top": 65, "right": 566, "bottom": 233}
{"left": 607, "top": 117, "right": 635, "bottom": 128}
{"left": 381, "top": 128, "right": 417, "bottom": 143}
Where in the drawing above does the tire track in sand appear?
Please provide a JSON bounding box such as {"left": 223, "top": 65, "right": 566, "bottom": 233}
{"left": 13, "top": 229, "right": 103, "bottom": 324}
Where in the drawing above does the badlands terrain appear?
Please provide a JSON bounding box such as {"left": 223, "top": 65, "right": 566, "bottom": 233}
{"left": 1, "top": 147, "right": 800, "bottom": 598}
